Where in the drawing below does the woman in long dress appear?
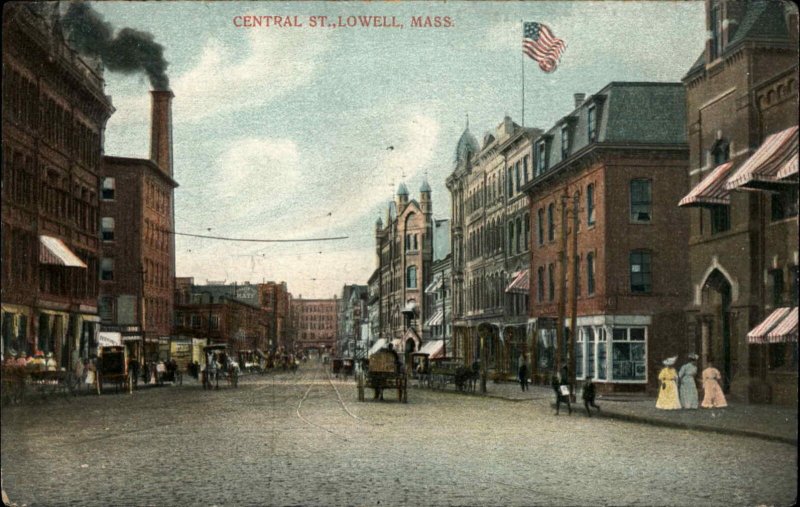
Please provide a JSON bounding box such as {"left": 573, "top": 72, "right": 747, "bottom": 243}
{"left": 701, "top": 361, "right": 728, "bottom": 408}
{"left": 678, "top": 353, "right": 699, "bottom": 409}
{"left": 656, "top": 356, "right": 682, "bottom": 410}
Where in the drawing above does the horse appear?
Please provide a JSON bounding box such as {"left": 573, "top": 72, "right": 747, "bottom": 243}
{"left": 454, "top": 361, "right": 480, "bottom": 393}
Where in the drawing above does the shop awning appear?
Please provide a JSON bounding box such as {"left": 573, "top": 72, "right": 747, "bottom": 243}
{"left": 368, "top": 338, "right": 387, "bottom": 357}
{"left": 747, "top": 307, "right": 792, "bottom": 344}
{"left": 766, "top": 307, "right": 798, "bottom": 343}
{"left": 424, "top": 275, "right": 443, "bottom": 294}
{"left": 419, "top": 339, "right": 444, "bottom": 359}
{"left": 505, "top": 270, "right": 530, "bottom": 293}
{"left": 776, "top": 151, "right": 798, "bottom": 180}
{"left": 678, "top": 161, "right": 735, "bottom": 207}
{"left": 425, "top": 309, "right": 444, "bottom": 327}
{"left": 39, "top": 235, "right": 87, "bottom": 268}
{"left": 726, "top": 125, "right": 799, "bottom": 190}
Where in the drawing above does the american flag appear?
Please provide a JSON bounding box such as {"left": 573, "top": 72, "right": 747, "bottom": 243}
{"left": 523, "top": 21, "right": 566, "bottom": 73}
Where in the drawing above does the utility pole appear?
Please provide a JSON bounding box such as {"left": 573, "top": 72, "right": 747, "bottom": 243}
{"left": 555, "top": 190, "right": 568, "bottom": 377}
{"left": 139, "top": 263, "right": 146, "bottom": 364}
{"left": 568, "top": 191, "right": 580, "bottom": 400}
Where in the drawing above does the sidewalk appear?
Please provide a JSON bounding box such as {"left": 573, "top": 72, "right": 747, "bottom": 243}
{"left": 412, "top": 377, "right": 798, "bottom": 445}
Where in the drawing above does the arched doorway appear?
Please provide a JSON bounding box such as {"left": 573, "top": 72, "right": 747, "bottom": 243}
{"left": 702, "top": 269, "right": 733, "bottom": 392}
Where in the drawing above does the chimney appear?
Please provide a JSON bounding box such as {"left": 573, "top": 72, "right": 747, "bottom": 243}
{"left": 574, "top": 93, "right": 586, "bottom": 109}
{"left": 150, "top": 90, "right": 174, "bottom": 177}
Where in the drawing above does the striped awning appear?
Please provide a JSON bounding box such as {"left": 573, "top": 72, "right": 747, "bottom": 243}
{"left": 425, "top": 309, "right": 443, "bottom": 327}
{"left": 726, "top": 126, "right": 799, "bottom": 190}
{"left": 419, "top": 339, "right": 444, "bottom": 359}
{"left": 505, "top": 270, "right": 530, "bottom": 293}
{"left": 424, "top": 275, "right": 443, "bottom": 294}
{"left": 766, "top": 307, "right": 798, "bottom": 343}
{"left": 39, "top": 235, "right": 87, "bottom": 268}
{"left": 679, "top": 161, "right": 735, "bottom": 207}
{"left": 747, "top": 307, "right": 793, "bottom": 344}
{"left": 776, "top": 151, "right": 798, "bottom": 180}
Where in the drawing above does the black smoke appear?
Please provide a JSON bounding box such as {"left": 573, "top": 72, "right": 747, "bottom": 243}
{"left": 61, "top": 2, "right": 169, "bottom": 90}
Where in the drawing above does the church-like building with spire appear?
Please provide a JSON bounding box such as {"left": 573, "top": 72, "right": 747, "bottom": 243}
{"left": 372, "top": 179, "right": 435, "bottom": 357}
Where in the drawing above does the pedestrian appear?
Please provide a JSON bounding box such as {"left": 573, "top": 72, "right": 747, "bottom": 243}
{"left": 656, "top": 356, "right": 681, "bottom": 410}
{"left": 582, "top": 375, "right": 600, "bottom": 416}
{"left": 700, "top": 360, "right": 728, "bottom": 408}
{"left": 678, "top": 353, "right": 700, "bottom": 409}
{"left": 552, "top": 373, "right": 571, "bottom": 415}
{"left": 518, "top": 353, "right": 529, "bottom": 392}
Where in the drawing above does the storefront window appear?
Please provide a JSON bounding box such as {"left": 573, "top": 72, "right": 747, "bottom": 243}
{"left": 575, "top": 333, "right": 583, "bottom": 378}
{"left": 597, "top": 340, "right": 607, "bottom": 380}
{"left": 585, "top": 326, "right": 595, "bottom": 379}
{"left": 611, "top": 326, "right": 646, "bottom": 381}
{"left": 537, "top": 328, "right": 555, "bottom": 372}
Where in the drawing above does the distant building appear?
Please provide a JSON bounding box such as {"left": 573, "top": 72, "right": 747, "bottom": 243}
{"left": 679, "top": 0, "right": 798, "bottom": 405}
{"left": 337, "top": 284, "right": 367, "bottom": 358}
{"left": 446, "top": 117, "right": 542, "bottom": 376}
{"left": 173, "top": 278, "right": 267, "bottom": 352}
{"left": 98, "top": 90, "right": 178, "bottom": 362}
{"left": 291, "top": 297, "right": 338, "bottom": 355}
{"left": 373, "top": 180, "right": 435, "bottom": 357}
{"left": 423, "top": 219, "right": 452, "bottom": 358}
{"left": 2, "top": 4, "right": 113, "bottom": 366}
{"left": 523, "top": 82, "right": 690, "bottom": 394}
{"left": 259, "top": 281, "right": 291, "bottom": 352}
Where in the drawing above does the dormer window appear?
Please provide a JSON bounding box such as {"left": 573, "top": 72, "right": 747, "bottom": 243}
{"left": 561, "top": 125, "right": 570, "bottom": 160}
{"left": 588, "top": 105, "right": 597, "bottom": 142}
{"left": 536, "top": 139, "right": 547, "bottom": 176}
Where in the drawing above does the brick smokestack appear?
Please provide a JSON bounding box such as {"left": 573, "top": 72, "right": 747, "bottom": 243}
{"left": 150, "top": 90, "right": 174, "bottom": 176}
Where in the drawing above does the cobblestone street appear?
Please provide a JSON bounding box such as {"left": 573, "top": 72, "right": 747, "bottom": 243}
{"left": 2, "top": 362, "right": 796, "bottom": 507}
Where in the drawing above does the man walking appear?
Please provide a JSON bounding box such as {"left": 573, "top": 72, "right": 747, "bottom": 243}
{"left": 518, "top": 353, "right": 529, "bottom": 391}
{"left": 582, "top": 375, "right": 600, "bottom": 416}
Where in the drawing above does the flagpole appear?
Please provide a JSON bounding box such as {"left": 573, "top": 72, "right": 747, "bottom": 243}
{"left": 521, "top": 20, "right": 525, "bottom": 127}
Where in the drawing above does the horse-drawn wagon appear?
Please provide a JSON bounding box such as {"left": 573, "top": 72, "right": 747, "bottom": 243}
{"left": 202, "top": 344, "right": 239, "bottom": 389}
{"left": 356, "top": 349, "right": 407, "bottom": 403}
{"left": 95, "top": 345, "right": 132, "bottom": 394}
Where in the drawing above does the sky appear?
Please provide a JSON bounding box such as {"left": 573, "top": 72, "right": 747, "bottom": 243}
{"left": 91, "top": 1, "right": 706, "bottom": 299}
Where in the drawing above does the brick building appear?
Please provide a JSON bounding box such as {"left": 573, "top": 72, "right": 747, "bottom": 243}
{"left": 373, "top": 181, "right": 435, "bottom": 356}
{"left": 259, "top": 281, "right": 291, "bottom": 352}
{"left": 291, "top": 297, "right": 338, "bottom": 356}
{"left": 337, "top": 285, "right": 367, "bottom": 358}
{"left": 1, "top": 4, "right": 113, "bottom": 367}
{"left": 173, "top": 279, "right": 267, "bottom": 352}
{"left": 446, "top": 118, "right": 542, "bottom": 376}
{"left": 98, "top": 91, "right": 178, "bottom": 362}
{"left": 678, "top": 0, "right": 798, "bottom": 405}
{"left": 522, "top": 82, "right": 690, "bottom": 393}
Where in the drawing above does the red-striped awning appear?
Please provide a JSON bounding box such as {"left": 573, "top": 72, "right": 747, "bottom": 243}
{"left": 776, "top": 151, "right": 798, "bottom": 180}
{"left": 679, "top": 161, "right": 735, "bottom": 207}
{"left": 748, "top": 307, "right": 792, "bottom": 344}
{"left": 39, "top": 235, "right": 87, "bottom": 268}
{"left": 766, "top": 307, "right": 798, "bottom": 343}
{"left": 726, "top": 126, "right": 799, "bottom": 190}
{"left": 505, "top": 269, "right": 530, "bottom": 293}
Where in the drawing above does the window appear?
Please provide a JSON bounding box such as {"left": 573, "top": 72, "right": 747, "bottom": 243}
{"left": 536, "top": 140, "right": 547, "bottom": 175}
{"left": 406, "top": 266, "right": 417, "bottom": 289}
{"left": 770, "top": 269, "right": 784, "bottom": 307}
{"left": 630, "top": 179, "right": 652, "bottom": 222}
{"left": 524, "top": 213, "right": 530, "bottom": 251}
{"left": 547, "top": 203, "right": 555, "bottom": 241}
{"left": 611, "top": 327, "right": 647, "bottom": 381}
{"left": 523, "top": 155, "right": 530, "bottom": 183}
{"left": 548, "top": 263, "right": 555, "bottom": 301}
{"left": 537, "top": 208, "right": 544, "bottom": 245}
{"left": 515, "top": 217, "right": 522, "bottom": 254}
{"left": 507, "top": 168, "right": 514, "bottom": 197}
{"left": 190, "top": 314, "right": 201, "bottom": 329}
{"left": 586, "top": 184, "right": 596, "bottom": 225}
{"left": 209, "top": 315, "right": 220, "bottom": 330}
{"left": 508, "top": 221, "right": 514, "bottom": 252}
{"left": 587, "top": 253, "right": 595, "bottom": 295}
{"left": 710, "top": 206, "right": 730, "bottom": 234}
{"left": 100, "top": 258, "right": 114, "bottom": 281}
{"left": 630, "top": 250, "right": 652, "bottom": 293}
{"left": 712, "top": 140, "right": 730, "bottom": 165}
{"left": 101, "top": 177, "right": 115, "bottom": 200}
{"left": 561, "top": 125, "right": 570, "bottom": 160}
{"left": 588, "top": 105, "right": 596, "bottom": 142}
{"left": 515, "top": 162, "right": 521, "bottom": 192}
{"left": 101, "top": 217, "right": 115, "bottom": 241}
{"left": 99, "top": 296, "right": 114, "bottom": 322}
{"left": 537, "top": 267, "right": 545, "bottom": 302}
{"left": 791, "top": 266, "right": 799, "bottom": 306}
{"left": 771, "top": 186, "right": 799, "bottom": 221}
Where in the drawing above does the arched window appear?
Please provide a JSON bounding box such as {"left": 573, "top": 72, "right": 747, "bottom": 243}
{"left": 547, "top": 203, "right": 555, "bottom": 242}
{"left": 548, "top": 263, "right": 555, "bottom": 301}
{"left": 537, "top": 266, "right": 545, "bottom": 302}
{"left": 586, "top": 184, "right": 596, "bottom": 225}
{"left": 406, "top": 265, "right": 417, "bottom": 289}
{"left": 587, "top": 252, "right": 596, "bottom": 295}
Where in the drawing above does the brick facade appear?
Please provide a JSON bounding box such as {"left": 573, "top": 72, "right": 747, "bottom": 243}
{"left": 291, "top": 298, "right": 338, "bottom": 354}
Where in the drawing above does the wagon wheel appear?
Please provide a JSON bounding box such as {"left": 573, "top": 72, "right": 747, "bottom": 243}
{"left": 96, "top": 373, "right": 102, "bottom": 395}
